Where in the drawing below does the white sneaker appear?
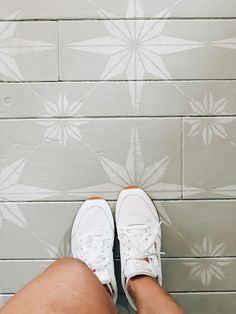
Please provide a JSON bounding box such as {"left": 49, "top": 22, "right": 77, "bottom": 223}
{"left": 71, "top": 197, "right": 118, "bottom": 303}
{"left": 116, "top": 187, "right": 162, "bottom": 310}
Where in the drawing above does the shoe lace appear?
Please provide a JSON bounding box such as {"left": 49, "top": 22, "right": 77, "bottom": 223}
{"left": 75, "top": 234, "right": 111, "bottom": 272}
{"left": 119, "top": 222, "right": 164, "bottom": 273}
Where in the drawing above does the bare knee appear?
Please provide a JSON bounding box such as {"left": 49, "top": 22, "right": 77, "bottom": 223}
{"left": 41, "top": 258, "right": 115, "bottom": 310}
{"left": 44, "top": 257, "right": 90, "bottom": 280}
{"left": 49, "top": 257, "right": 88, "bottom": 269}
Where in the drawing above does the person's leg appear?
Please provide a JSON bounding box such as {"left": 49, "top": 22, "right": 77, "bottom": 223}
{"left": 116, "top": 187, "right": 186, "bottom": 314}
{"left": 1, "top": 257, "right": 117, "bottom": 314}
{"left": 128, "top": 275, "right": 185, "bottom": 314}
{"left": 2, "top": 197, "right": 117, "bottom": 314}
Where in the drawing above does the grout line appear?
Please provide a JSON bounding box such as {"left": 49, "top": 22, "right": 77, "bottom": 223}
{"left": 1, "top": 256, "right": 236, "bottom": 261}
{"left": 1, "top": 17, "right": 236, "bottom": 21}
{"left": 0, "top": 258, "right": 56, "bottom": 261}
{"left": 115, "top": 255, "right": 236, "bottom": 259}
{"left": 1, "top": 291, "right": 236, "bottom": 296}
{"left": 170, "top": 291, "right": 236, "bottom": 294}
{"left": 168, "top": 290, "right": 236, "bottom": 293}
{"left": 181, "top": 118, "right": 184, "bottom": 199}
{"left": 0, "top": 115, "right": 236, "bottom": 121}
{"left": 1, "top": 198, "right": 236, "bottom": 204}
{"left": 114, "top": 257, "right": 236, "bottom": 261}
{"left": 161, "top": 256, "right": 236, "bottom": 260}
{"left": 57, "top": 21, "right": 60, "bottom": 82}
{"left": 1, "top": 291, "right": 236, "bottom": 295}
{"left": 1, "top": 79, "right": 236, "bottom": 83}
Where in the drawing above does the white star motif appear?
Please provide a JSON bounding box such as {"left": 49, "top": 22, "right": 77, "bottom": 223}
{"left": 0, "top": 159, "right": 57, "bottom": 201}
{"left": 69, "top": 127, "right": 181, "bottom": 199}
{"left": 212, "top": 37, "right": 236, "bottom": 50}
{"left": 187, "top": 91, "right": 235, "bottom": 146}
{"left": 0, "top": 159, "right": 59, "bottom": 257}
{"left": 0, "top": 12, "right": 54, "bottom": 80}
{"left": 184, "top": 237, "right": 232, "bottom": 286}
{"left": 68, "top": 1, "right": 202, "bottom": 110}
{"left": 39, "top": 93, "right": 87, "bottom": 147}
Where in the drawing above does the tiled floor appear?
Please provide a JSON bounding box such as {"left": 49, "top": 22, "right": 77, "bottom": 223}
{"left": 0, "top": 1, "right": 236, "bottom": 313}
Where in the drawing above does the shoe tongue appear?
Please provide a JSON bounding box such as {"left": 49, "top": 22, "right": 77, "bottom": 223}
{"left": 124, "top": 257, "right": 158, "bottom": 280}
{"left": 123, "top": 225, "right": 158, "bottom": 279}
{"left": 94, "top": 268, "right": 111, "bottom": 285}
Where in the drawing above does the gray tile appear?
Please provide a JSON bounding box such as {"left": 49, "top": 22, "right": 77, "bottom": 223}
{"left": 1, "top": 292, "right": 236, "bottom": 313}
{"left": 1, "top": 200, "right": 236, "bottom": 259}
{"left": 0, "top": 21, "right": 58, "bottom": 81}
{"left": 166, "top": 0, "right": 236, "bottom": 18}
{"left": 160, "top": 200, "right": 236, "bottom": 257}
{"left": 173, "top": 292, "right": 236, "bottom": 314}
{"left": 183, "top": 117, "right": 236, "bottom": 198}
{"left": 0, "top": 118, "right": 181, "bottom": 201}
{"left": 0, "top": 294, "right": 12, "bottom": 307}
{"left": 115, "top": 257, "right": 236, "bottom": 292}
{"left": 1, "top": 81, "right": 236, "bottom": 118}
{"left": 1, "top": 259, "right": 236, "bottom": 293}
{"left": 0, "top": 294, "right": 136, "bottom": 313}
{"left": 59, "top": 20, "right": 236, "bottom": 80}
{"left": 0, "top": 202, "right": 76, "bottom": 258}
{"left": 0, "top": 0, "right": 235, "bottom": 19}
{"left": 163, "top": 258, "right": 236, "bottom": 291}
{"left": 0, "top": 260, "right": 52, "bottom": 292}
